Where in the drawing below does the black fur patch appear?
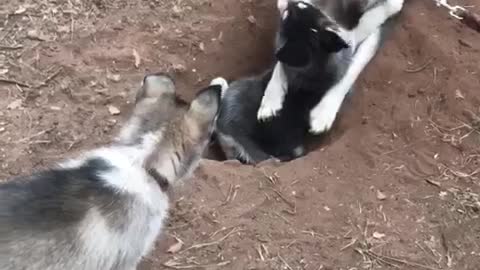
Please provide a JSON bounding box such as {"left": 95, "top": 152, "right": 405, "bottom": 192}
{"left": 0, "top": 158, "right": 127, "bottom": 233}
{"left": 147, "top": 168, "right": 169, "bottom": 191}
{"left": 276, "top": 1, "right": 349, "bottom": 67}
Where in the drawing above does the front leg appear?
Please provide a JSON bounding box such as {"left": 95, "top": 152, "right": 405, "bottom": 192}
{"left": 257, "top": 62, "right": 288, "bottom": 121}
{"left": 309, "top": 28, "right": 382, "bottom": 134}
{"left": 346, "top": 0, "right": 404, "bottom": 46}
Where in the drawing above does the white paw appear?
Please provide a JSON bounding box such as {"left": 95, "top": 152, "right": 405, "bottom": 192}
{"left": 277, "top": 0, "right": 288, "bottom": 13}
{"left": 387, "top": 0, "right": 404, "bottom": 14}
{"left": 257, "top": 94, "right": 283, "bottom": 121}
{"left": 210, "top": 77, "right": 229, "bottom": 98}
{"left": 309, "top": 96, "right": 342, "bottom": 134}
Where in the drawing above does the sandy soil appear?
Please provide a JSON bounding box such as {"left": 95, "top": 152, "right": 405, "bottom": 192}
{"left": 0, "top": 0, "right": 479, "bottom": 269}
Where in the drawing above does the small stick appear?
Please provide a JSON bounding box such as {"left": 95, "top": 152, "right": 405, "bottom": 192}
{"left": 367, "top": 250, "right": 440, "bottom": 270}
{"left": 16, "top": 128, "right": 54, "bottom": 143}
{"left": 270, "top": 188, "right": 296, "bottom": 209}
{"left": 340, "top": 238, "right": 357, "bottom": 251}
{"left": 163, "top": 260, "right": 230, "bottom": 269}
{"left": 0, "top": 45, "right": 23, "bottom": 50}
{"left": 404, "top": 59, "right": 433, "bottom": 73}
{"left": 278, "top": 254, "right": 294, "bottom": 270}
{"left": 180, "top": 227, "right": 240, "bottom": 253}
{"left": 0, "top": 78, "right": 31, "bottom": 88}
{"left": 36, "top": 68, "right": 63, "bottom": 88}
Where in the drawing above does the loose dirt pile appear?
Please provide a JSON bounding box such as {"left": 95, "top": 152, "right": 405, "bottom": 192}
{"left": 0, "top": 0, "right": 479, "bottom": 269}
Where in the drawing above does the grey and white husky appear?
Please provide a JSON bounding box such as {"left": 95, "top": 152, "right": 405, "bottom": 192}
{"left": 216, "top": 0, "right": 404, "bottom": 164}
{"left": 0, "top": 74, "right": 226, "bottom": 270}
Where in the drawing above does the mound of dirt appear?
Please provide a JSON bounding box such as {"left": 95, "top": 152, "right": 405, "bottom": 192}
{"left": 1, "top": 0, "right": 480, "bottom": 269}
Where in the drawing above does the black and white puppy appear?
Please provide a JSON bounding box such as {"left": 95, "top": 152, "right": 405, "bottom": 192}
{"left": 215, "top": 0, "right": 402, "bottom": 164}
{"left": 258, "top": 0, "right": 404, "bottom": 134}
{"left": 0, "top": 74, "right": 226, "bottom": 270}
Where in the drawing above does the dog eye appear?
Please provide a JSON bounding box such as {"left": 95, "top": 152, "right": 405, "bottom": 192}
{"left": 310, "top": 28, "right": 318, "bottom": 33}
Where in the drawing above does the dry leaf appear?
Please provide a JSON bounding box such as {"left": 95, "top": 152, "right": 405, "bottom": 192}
{"left": 247, "top": 15, "right": 256, "bottom": 24}
{"left": 0, "top": 69, "right": 9, "bottom": 75}
{"left": 0, "top": 127, "right": 5, "bottom": 133}
{"left": 376, "top": 190, "right": 387, "bottom": 200}
{"left": 50, "top": 106, "right": 62, "bottom": 111}
{"left": 132, "top": 49, "right": 141, "bottom": 68}
{"left": 373, "top": 232, "right": 386, "bottom": 239}
{"left": 14, "top": 6, "right": 27, "bottom": 14}
{"left": 172, "top": 64, "right": 186, "bottom": 73}
{"left": 167, "top": 238, "right": 183, "bottom": 254}
{"left": 107, "top": 73, "right": 121, "bottom": 82}
{"left": 455, "top": 89, "right": 465, "bottom": 100}
{"left": 107, "top": 105, "right": 120, "bottom": 115}
{"left": 199, "top": 42, "right": 205, "bottom": 52}
{"left": 7, "top": 99, "right": 22, "bottom": 110}
{"left": 27, "top": 30, "right": 48, "bottom": 41}
{"left": 57, "top": 25, "right": 71, "bottom": 33}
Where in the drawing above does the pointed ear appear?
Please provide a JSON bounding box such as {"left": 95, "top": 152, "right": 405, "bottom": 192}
{"left": 276, "top": 40, "right": 311, "bottom": 67}
{"left": 318, "top": 29, "right": 349, "bottom": 52}
{"left": 186, "top": 85, "right": 222, "bottom": 127}
{"left": 136, "top": 73, "right": 175, "bottom": 102}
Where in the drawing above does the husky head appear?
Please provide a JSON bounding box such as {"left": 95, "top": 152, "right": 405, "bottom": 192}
{"left": 276, "top": 1, "right": 349, "bottom": 68}
{"left": 117, "top": 74, "right": 223, "bottom": 184}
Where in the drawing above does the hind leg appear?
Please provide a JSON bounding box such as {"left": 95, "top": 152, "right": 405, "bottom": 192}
{"left": 276, "top": 143, "right": 306, "bottom": 162}
{"left": 344, "top": 0, "right": 404, "bottom": 46}
{"left": 218, "top": 133, "right": 272, "bottom": 164}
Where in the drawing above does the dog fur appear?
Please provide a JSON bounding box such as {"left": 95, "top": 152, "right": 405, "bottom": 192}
{"left": 0, "top": 74, "right": 226, "bottom": 270}
{"left": 258, "top": 0, "right": 404, "bottom": 134}
{"left": 216, "top": 0, "right": 402, "bottom": 164}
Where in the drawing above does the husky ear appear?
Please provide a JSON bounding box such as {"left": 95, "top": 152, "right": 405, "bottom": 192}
{"left": 318, "top": 29, "right": 349, "bottom": 52}
{"left": 136, "top": 73, "right": 175, "bottom": 103}
{"left": 186, "top": 85, "right": 222, "bottom": 128}
{"left": 276, "top": 39, "right": 311, "bottom": 67}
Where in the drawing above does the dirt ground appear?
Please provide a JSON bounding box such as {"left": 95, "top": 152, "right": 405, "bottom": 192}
{"left": 1, "top": 0, "right": 480, "bottom": 269}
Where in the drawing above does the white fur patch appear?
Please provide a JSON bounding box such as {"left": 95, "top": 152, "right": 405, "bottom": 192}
{"left": 61, "top": 132, "right": 169, "bottom": 269}
{"left": 210, "top": 77, "right": 229, "bottom": 99}
{"left": 257, "top": 62, "right": 288, "bottom": 121}
{"left": 346, "top": 0, "right": 404, "bottom": 47}
{"left": 277, "top": 0, "right": 288, "bottom": 13}
{"left": 309, "top": 29, "right": 382, "bottom": 134}
{"left": 297, "top": 2, "right": 307, "bottom": 9}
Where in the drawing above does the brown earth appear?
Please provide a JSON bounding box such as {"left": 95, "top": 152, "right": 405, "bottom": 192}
{"left": 1, "top": 0, "right": 480, "bottom": 269}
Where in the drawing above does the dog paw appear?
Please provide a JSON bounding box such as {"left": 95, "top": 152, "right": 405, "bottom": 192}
{"left": 387, "top": 0, "right": 404, "bottom": 14}
{"left": 257, "top": 96, "right": 283, "bottom": 121}
{"left": 309, "top": 96, "right": 342, "bottom": 134}
{"left": 277, "top": 0, "right": 288, "bottom": 13}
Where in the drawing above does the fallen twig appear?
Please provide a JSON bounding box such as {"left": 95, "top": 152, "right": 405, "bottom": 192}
{"left": 180, "top": 227, "right": 241, "bottom": 253}
{"left": 36, "top": 68, "right": 63, "bottom": 88}
{"left": 163, "top": 260, "right": 230, "bottom": 269}
{"left": 16, "top": 128, "right": 55, "bottom": 143}
{"left": 0, "top": 78, "right": 31, "bottom": 88}
{"left": 363, "top": 249, "right": 441, "bottom": 270}
{"left": 404, "top": 58, "right": 433, "bottom": 73}
{"left": 0, "top": 45, "right": 23, "bottom": 50}
{"left": 278, "top": 254, "right": 294, "bottom": 270}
